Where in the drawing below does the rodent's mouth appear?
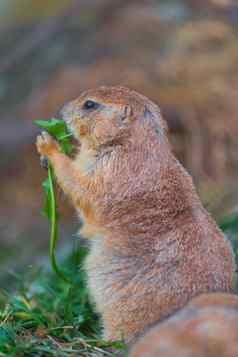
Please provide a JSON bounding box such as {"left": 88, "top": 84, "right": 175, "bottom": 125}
{"left": 71, "top": 136, "right": 80, "bottom": 147}
{"left": 66, "top": 125, "right": 81, "bottom": 150}
{"left": 64, "top": 121, "right": 82, "bottom": 143}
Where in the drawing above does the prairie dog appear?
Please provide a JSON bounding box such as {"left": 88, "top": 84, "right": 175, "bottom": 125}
{"left": 36, "top": 86, "right": 236, "bottom": 342}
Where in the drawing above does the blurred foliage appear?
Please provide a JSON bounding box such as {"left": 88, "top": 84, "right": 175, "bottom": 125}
{"left": 220, "top": 215, "right": 238, "bottom": 233}
{"left": 0, "top": 0, "right": 71, "bottom": 26}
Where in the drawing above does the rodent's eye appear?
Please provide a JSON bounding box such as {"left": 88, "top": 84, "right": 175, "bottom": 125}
{"left": 83, "top": 100, "right": 100, "bottom": 110}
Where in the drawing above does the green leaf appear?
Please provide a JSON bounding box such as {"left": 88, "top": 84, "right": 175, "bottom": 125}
{"left": 58, "top": 140, "right": 74, "bottom": 155}
{"left": 35, "top": 118, "right": 73, "bottom": 155}
{"left": 35, "top": 118, "right": 65, "bottom": 134}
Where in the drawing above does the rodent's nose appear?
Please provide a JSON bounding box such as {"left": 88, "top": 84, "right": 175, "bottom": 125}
{"left": 56, "top": 103, "right": 73, "bottom": 122}
{"left": 54, "top": 107, "right": 64, "bottom": 120}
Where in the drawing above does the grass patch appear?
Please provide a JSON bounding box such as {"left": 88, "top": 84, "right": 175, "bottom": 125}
{"left": 0, "top": 246, "right": 125, "bottom": 356}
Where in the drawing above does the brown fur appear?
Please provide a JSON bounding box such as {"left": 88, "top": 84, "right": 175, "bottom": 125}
{"left": 130, "top": 293, "right": 238, "bottom": 357}
{"left": 36, "top": 86, "right": 236, "bottom": 342}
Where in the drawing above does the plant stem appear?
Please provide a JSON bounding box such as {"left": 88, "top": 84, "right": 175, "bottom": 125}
{"left": 48, "top": 165, "right": 71, "bottom": 284}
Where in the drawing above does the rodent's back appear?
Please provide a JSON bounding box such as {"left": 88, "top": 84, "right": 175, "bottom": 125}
{"left": 129, "top": 293, "right": 238, "bottom": 357}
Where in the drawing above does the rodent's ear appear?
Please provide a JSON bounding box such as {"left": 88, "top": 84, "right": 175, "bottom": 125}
{"left": 143, "top": 107, "right": 153, "bottom": 121}
{"left": 140, "top": 106, "right": 157, "bottom": 129}
{"left": 120, "top": 105, "right": 133, "bottom": 123}
{"left": 142, "top": 106, "right": 168, "bottom": 135}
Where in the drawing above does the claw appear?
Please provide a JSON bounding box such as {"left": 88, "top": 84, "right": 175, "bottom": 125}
{"left": 36, "top": 131, "right": 59, "bottom": 157}
{"left": 40, "top": 155, "right": 49, "bottom": 169}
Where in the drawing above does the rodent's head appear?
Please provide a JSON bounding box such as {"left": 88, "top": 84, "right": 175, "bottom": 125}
{"left": 60, "top": 86, "right": 168, "bottom": 150}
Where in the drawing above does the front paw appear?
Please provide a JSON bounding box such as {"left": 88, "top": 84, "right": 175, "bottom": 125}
{"left": 36, "top": 131, "right": 60, "bottom": 158}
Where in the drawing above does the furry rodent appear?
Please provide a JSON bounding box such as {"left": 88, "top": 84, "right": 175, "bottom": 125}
{"left": 36, "top": 86, "right": 236, "bottom": 342}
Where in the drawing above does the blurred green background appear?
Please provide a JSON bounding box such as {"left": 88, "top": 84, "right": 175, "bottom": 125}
{"left": 0, "top": 0, "right": 238, "bottom": 281}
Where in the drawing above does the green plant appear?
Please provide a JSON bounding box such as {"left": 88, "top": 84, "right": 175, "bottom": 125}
{"left": 35, "top": 119, "right": 74, "bottom": 284}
